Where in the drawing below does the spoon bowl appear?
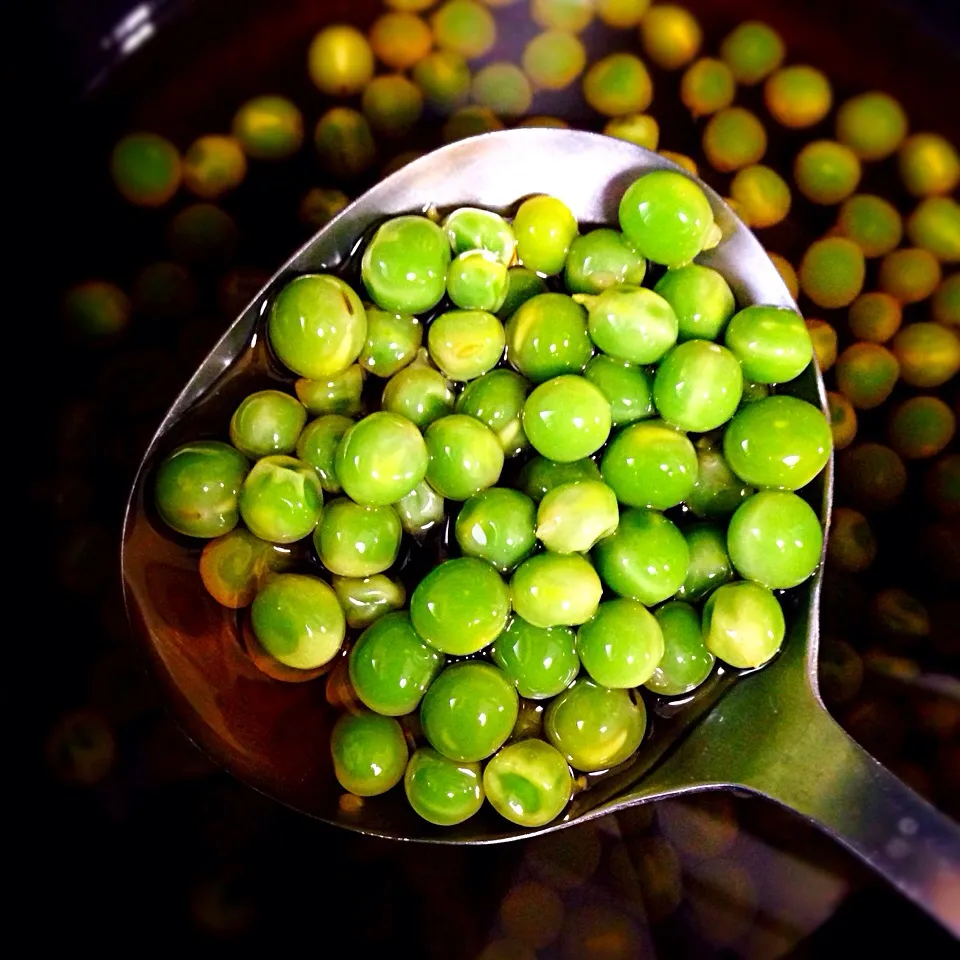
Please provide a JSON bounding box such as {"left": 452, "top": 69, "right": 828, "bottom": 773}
{"left": 121, "top": 129, "right": 960, "bottom": 933}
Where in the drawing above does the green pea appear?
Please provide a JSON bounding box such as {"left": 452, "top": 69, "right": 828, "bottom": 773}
{"left": 335, "top": 411, "right": 428, "bottom": 506}
{"left": 455, "top": 488, "right": 537, "bottom": 573}
{"left": 798, "top": 237, "right": 865, "bottom": 309}
{"left": 794, "top": 140, "right": 862, "bottom": 206}
{"left": 110, "top": 132, "right": 181, "bottom": 207}
{"left": 314, "top": 107, "right": 377, "bottom": 179}
{"left": 653, "top": 341, "right": 743, "bottom": 433}
{"left": 584, "top": 356, "right": 654, "bottom": 427}
{"left": 677, "top": 522, "right": 733, "bottom": 602}
{"left": 443, "top": 207, "right": 518, "bottom": 264}
{"left": 332, "top": 574, "right": 406, "bottom": 629}
{"left": 427, "top": 309, "right": 506, "bottom": 381}
{"left": 498, "top": 267, "right": 549, "bottom": 320}
{"left": 331, "top": 712, "right": 408, "bottom": 796}
{"left": 404, "top": 747, "right": 484, "bottom": 825}
{"left": 369, "top": 11, "right": 433, "bottom": 70}
{"left": 313, "top": 499, "right": 401, "bottom": 577}
{"left": 505, "top": 293, "right": 593, "bottom": 382}
{"left": 646, "top": 602, "right": 715, "bottom": 695}
{"left": 836, "top": 194, "right": 903, "bottom": 258}
{"left": 596, "top": 0, "right": 650, "bottom": 30}
{"left": 394, "top": 479, "right": 446, "bottom": 535}
{"left": 719, "top": 20, "right": 785, "bottom": 85}
{"left": 522, "top": 29, "right": 587, "bottom": 91}
{"left": 907, "top": 197, "right": 960, "bottom": 263}
{"left": 583, "top": 52, "right": 653, "bottom": 116}
{"left": 523, "top": 375, "right": 612, "bottom": 462}
{"left": 680, "top": 57, "right": 735, "bottom": 117}
{"left": 382, "top": 359, "right": 456, "bottom": 429}
{"left": 424, "top": 414, "right": 504, "bottom": 500}
{"left": 484, "top": 739, "right": 573, "bottom": 827}
{"left": 641, "top": 3, "right": 702, "bottom": 70}
{"left": 228, "top": 390, "right": 306, "bottom": 459}
{"left": 471, "top": 61, "right": 533, "bottom": 118}
{"left": 446, "top": 252, "right": 509, "bottom": 313}
{"left": 601, "top": 420, "right": 698, "bottom": 510}
{"left": 238, "top": 455, "right": 324, "bottom": 543}
{"left": 362, "top": 74, "right": 424, "bottom": 139}
{"left": 564, "top": 229, "right": 646, "bottom": 295}
{"left": 687, "top": 436, "right": 755, "bottom": 518}
{"left": 654, "top": 264, "right": 735, "bottom": 343}
{"left": 703, "top": 107, "right": 768, "bottom": 173}
{"left": 431, "top": 0, "right": 497, "bottom": 60}
{"left": 513, "top": 195, "right": 579, "bottom": 276}
{"left": 585, "top": 285, "right": 679, "bottom": 364}
{"left": 933, "top": 273, "right": 960, "bottom": 328}
{"left": 442, "top": 105, "right": 505, "bottom": 142}
{"left": 510, "top": 552, "right": 603, "bottom": 627}
{"left": 296, "top": 415, "right": 352, "bottom": 493}
{"left": 729, "top": 164, "right": 792, "bottom": 229}
{"left": 413, "top": 50, "right": 472, "bottom": 114}
{"left": 723, "top": 305, "right": 813, "bottom": 385}
{"left": 269, "top": 274, "right": 367, "bottom": 380}
{"left": 723, "top": 396, "right": 832, "bottom": 490}
{"left": 456, "top": 369, "right": 532, "bottom": 457}
{"left": 307, "top": 24, "right": 374, "bottom": 96}
{"left": 518, "top": 455, "right": 602, "bottom": 501}
{"left": 490, "top": 616, "right": 580, "bottom": 699}
{"left": 592, "top": 507, "right": 688, "bottom": 605}
{"left": 362, "top": 215, "right": 452, "bottom": 314}
{"left": 764, "top": 65, "right": 832, "bottom": 129}
{"left": 358, "top": 308, "right": 423, "bottom": 378}
{"left": 532, "top": 0, "right": 594, "bottom": 33}
{"left": 231, "top": 95, "right": 304, "bottom": 160}
{"left": 835, "top": 92, "right": 907, "bottom": 162}
{"left": 577, "top": 599, "right": 664, "bottom": 688}
{"left": 544, "top": 679, "right": 645, "bottom": 772}
{"left": 898, "top": 133, "right": 960, "bottom": 197}
{"left": 61, "top": 280, "right": 131, "bottom": 339}
{"left": 536, "top": 480, "right": 619, "bottom": 554}
{"left": 299, "top": 186, "right": 350, "bottom": 230}
{"left": 603, "top": 113, "right": 660, "bottom": 150}
{"left": 251, "top": 573, "right": 345, "bottom": 669}
{"left": 295, "top": 365, "right": 365, "bottom": 417}
{"left": 154, "top": 441, "right": 249, "bottom": 538}
{"left": 702, "top": 581, "right": 785, "bottom": 669}
{"left": 181, "top": 134, "right": 246, "bottom": 201}
{"left": 199, "top": 529, "right": 293, "bottom": 608}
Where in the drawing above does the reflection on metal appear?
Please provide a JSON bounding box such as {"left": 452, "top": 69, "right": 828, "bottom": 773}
{"left": 101, "top": 3, "right": 156, "bottom": 55}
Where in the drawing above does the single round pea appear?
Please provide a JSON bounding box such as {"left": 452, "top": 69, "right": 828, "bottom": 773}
{"left": 794, "top": 140, "right": 862, "bottom": 206}
{"left": 518, "top": 456, "right": 602, "bottom": 501}
{"left": 314, "top": 499, "right": 402, "bottom": 577}
{"left": 596, "top": 0, "right": 650, "bottom": 28}
{"left": 592, "top": 507, "right": 688, "bottom": 606}
{"left": 724, "top": 305, "right": 812, "bottom": 385}
{"left": 601, "top": 420, "right": 698, "bottom": 510}
{"left": 577, "top": 599, "right": 664, "bottom": 688}
{"left": 836, "top": 194, "right": 903, "bottom": 258}
{"left": 513, "top": 196, "right": 578, "bottom": 276}
{"left": 727, "top": 491, "right": 822, "bottom": 589}
{"left": 431, "top": 0, "right": 496, "bottom": 59}
{"left": 653, "top": 340, "right": 743, "bottom": 433}
{"left": 827, "top": 390, "right": 858, "bottom": 450}
{"left": 296, "top": 415, "right": 352, "bottom": 492}
{"left": 619, "top": 170, "right": 715, "bottom": 268}
{"left": 110, "top": 133, "right": 181, "bottom": 207}
{"left": 522, "top": 376, "right": 611, "bottom": 462}
{"left": 907, "top": 197, "right": 960, "bottom": 264}
{"left": 446, "top": 254, "right": 510, "bottom": 314}
{"left": 898, "top": 133, "right": 960, "bottom": 197}
{"left": 362, "top": 74, "right": 424, "bottom": 139}
{"left": 807, "top": 319, "right": 838, "bottom": 372}
{"left": 510, "top": 552, "right": 602, "bottom": 627}
{"left": 702, "top": 581, "right": 785, "bottom": 669}
{"left": 687, "top": 438, "right": 754, "bottom": 518}
{"left": 314, "top": 107, "right": 376, "bottom": 179}
{"left": 835, "top": 92, "right": 908, "bottom": 162}
{"left": 421, "top": 661, "right": 518, "bottom": 761}
{"left": 484, "top": 739, "right": 573, "bottom": 827}
{"left": 199, "top": 528, "right": 292, "bottom": 609}
{"left": 357, "top": 308, "right": 423, "bottom": 378}
{"left": 888, "top": 396, "right": 956, "bottom": 460}
{"left": 456, "top": 487, "right": 537, "bottom": 572}
{"left": 729, "top": 165, "right": 792, "bottom": 229}
{"left": 231, "top": 96, "right": 304, "bottom": 160}
{"left": 544, "top": 679, "right": 645, "bottom": 772}
{"left": 362, "top": 215, "right": 451, "bottom": 315}
{"left": 675, "top": 523, "right": 733, "bottom": 603}
{"left": 646, "top": 602, "right": 715, "bottom": 696}
{"left": 703, "top": 107, "right": 767, "bottom": 173}
{"left": 490, "top": 616, "right": 580, "bottom": 699}
{"left": 331, "top": 712, "right": 407, "bottom": 796}
{"left": 308, "top": 24, "right": 374, "bottom": 96}
{"left": 522, "top": 29, "right": 587, "bottom": 91}
{"left": 564, "top": 229, "right": 646, "bottom": 296}
{"left": 394, "top": 479, "right": 445, "bottom": 535}
{"left": 369, "top": 11, "right": 433, "bottom": 70}
{"left": 424, "top": 414, "right": 504, "bottom": 500}
{"left": 536, "top": 480, "right": 619, "bottom": 554}
{"left": 182, "top": 135, "right": 246, "bottom": 200}
{"left": 238, "top": 456, "right": 324, "bottom": 543}
{"left": 299, "top": 186, "right": 350, "bottom": 230}
{"left": 251, "top": 573, "right": 344, "bottom": 669}
{"left": 891, "top": 322, "right": 960, "bottom": 388}
{"left": 603, "top": 113, "right": 660, "bottom": 150}
{"left": 582, "top": 53, "right": 653, "bottom": 117}
{"left": 382, "top": 360, "right": 456, "bottom": 429}
{"left": 413, "top": 50, "right": 472, "bottom": 113}
{"left": 848, "top": 293, "right": 902, "bottom": 344}
{"left": 336, "top": 411, "right": 428, "bottom": 506}
{"left": 505, "top": 293, "right": 592, "bottom": 382}
{"left": 799, "top": 237, "right": 865, "bottom": 309}
{"left": 349, "top": 612, "right": 444, "bottom": 716}
{"left": 586, "top": 286, "right": 679, "bottom": 364}
{"left": 933, "top": 273, "right": 960, "bottom": 329}
{"left": 719, "top": 20, "right": 784, "bottom": 85}
{"left": 229, "top": 390, "right": 306, "bottom": 459}
{"left": 583, "top": 356, "right": 653, "bottom": 426}
{"left": 295, "top": 366, "right": 365, "bottom": 418}
{"left": 723, "top": 396, "right": 832, "bottom": 490}
{"left": 879, "top": 248, "right": 942, "bottom": 304}
{"left": 404, "top": 747, "right": 484, "bottom": 825}
{"left": 442, "top": 105, "right": 505, "bottom": 142}
{"left": 836, "top": 442, "right": 907, "bottom": 511}
{"left": 471, "top": 62, "right": 532, "bottom": 118}
{"left": 764, "top": 65, "right": 832, "bottom": 128}
{"left": 428, "top": 308, "right": 505, "bottom": 380}
{"left": 333, "top": 573, "right": 406, "bottom": 629}
{"left": 641, "top": 4, "right": 702, "bottom": 69}
{"left": 681, "top": 57, "right": 735, "bottom": 117}
{"left": 654, "top": 265, "right": 735, "bottom": 344}
{"left": 61, "top": 280, "right": 131, "bottom": 339}
{"left": 456, "top": 369, "right": 531, "bottom": 457}
{"left": 443, "top": 207, "right": 517, "bottom": 263}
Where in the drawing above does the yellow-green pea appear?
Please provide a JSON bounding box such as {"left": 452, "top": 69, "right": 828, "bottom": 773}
{"left": 729, "top": 164, "right": 791, "bottom": 228}
{"left": 62, "top": 280, "right": 131, "bottom": 339}
{"left": 834, "top": 342, "right": 900, "bottom": 410}
{"left": 764, "top": 65, "right": 832, "bottom": 128}
{"left": 596, "top": 0, "right": 650, "bottom": 28}
{"left": 518, "top": 116, "right": 570, "bottom": 128}
{"left": 835, "top": 92, "right": 908, "bottom": 161}
{"left": 793, "top": 141, "right": 862, "bottom": 206}
{"left": 232, "top": 96, "right": 304, "bottom": 160}
{"left": 702, "top": 107, "right": 767, "bottom": 173}
{"left": 680, "top": 58, "right": 735, "bottom": 117}
{"left": 531, "top": 0, "right": 594, "bottom": 33}
{"left": 182, "top": 135, "right": 246, "bottom": 200}
{"left": 369, "top": 11, "right": 434, "bottom": 70}
{"left": 827, "top": 507, "right": 876, "bottom": 572}
{"left": 604, "top": 114, "right": 659, "bottom": 150}
{"left": 799, "top": 237, "right": 865, "bottom": 309}
{"left": 110, "top": 132, "right": 181, "bottom": 206}
{"left": 659, "top": 150, "right": 698, "bottom": 176}
{"left": 719, "top": 20, "right": 784, "bottom": 85}
{"left": 887, "top": 396, "right": 956, "bottom": 459}
{"left": 296, "top": 365, "right": 366, "bottom": 417}
{"left": 878, "top": 248, "right": 942, "bottom": 304}
{"left": 308, "top": 24, "right": 374, "bottom": 95}
{"left": 443, "top": 105, "right": 505, "bottom": 142}
{"left": 933, "top": 274, "right": 960, "bottom": 330}
{"left": 362, "top": 75, "right": 424, "bottom": 138}
{"left": 805, "top": 318, "right": 837, "bottom": 371}
{"left": 827, "top": 391, "right": 858, "bottom": 449}
{"left": 835, "top": 194, "right": 903, "bottom": 258}
{"left": 471, "top": 62, "right": 533, "bottom": 119}
{"left": 385, "top": 0, "right": 435, "bottom": 9}
{"left": 314, "top": 107, "right": 377, "bottom": 179}
{"left": 299, "top": 187, "right": 351, "bottom": 230}
{"left": 431, "top": 0, "right": 497, "bottom": 59}
{"left": 521, "top": 30, "right": 587, "bottom": 91}
{"left": 891, "top": 321, "right": 960, "bottom": 388}
{"left": 583, "top": 53, "right": 653, "bottom": 117}
{"left": 898, "top": 133, "right": 960, "bottom": 197}
{"left": 848, "top": 292, "right": 902, "bottom": 343}
{"left": 907, "top": 197, "right": 960, "bottom": 263}
{"left": 413, "top": 49, "right": 472, "bottom": 113}
{"left": 767, "top": 251, "right": 798, "bottom": 300}
{"left": 640, "top": 4, "right": 702, "bottom": 70}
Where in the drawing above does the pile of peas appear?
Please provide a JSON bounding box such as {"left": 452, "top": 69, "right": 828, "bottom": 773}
{"left": 153, "top": 167, "right": 830, "bottom": 829}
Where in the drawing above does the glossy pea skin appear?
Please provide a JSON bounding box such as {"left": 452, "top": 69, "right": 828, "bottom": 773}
{"left": 677, "top": 522, "right": 733, "bottom": 602}
{"left": 251, "top": 573, "right": 345, "bottom": 669}
{"left": 455, "top": 487, "right": 537, "bottom": 572}
{"left": 239, "top": 455, "right": 324, "bottom": 544}
{"left": 381, "top": 361, "right": 456, "bottom": 429}
{"left": 484, "top": 739, "right": 574, "bottom": 827}
{"left": 654, "top": 264, "right": 735, "bottom": 343}
{"left": 362, "top": 74, "right": 424, "bottom": 139}
{"left": 424, "top": 414, "right": 504, "bottom": 500}
{"left": 490, "top": 615, "right": 580, "bottom": 699}
{"left": 687, "top": 437, "right": 755, "bottom": 518}
{"left": 498, "top": 268, "right": 548, "bottom": 320}
{"left": 835, "top": 92, "right": 908, "bottom": 162}
{"left": 110, "top": 133, "right": 181, "bottom": 207}
{"left": 295, "top": 365, "right": 365, "bottom": 418}
{"left": 412, "top": 50, "right": 472, "bottom": 114}
{"left": 564, "top": 228, "right": 646, "bottom": 295}
{"left": 544, "top": 679, "right": 645, "bottom": 772}
{"left": 577, "top": 598, "right": 664, "bottom": 688}
{"left": 445, "top": 248, "right": 508, "bottom": 313}
{"left": 799, "top": 237, "right": 865, "bottom": 309}
{"left": 592, "top": 507, "right": 689, "bottom": 606}
{"left": 584, "top": 356, "right": 653, "bottom": 427}
{"left": 428, "top": 308, "right": 506, "bottom": 380}
{"left": 296, "top": 415, "right": 353, "bottom": 493}
{"left": 229, "top": 390, "right": 306, "bottom": 459}
{"left": 456, "top": 369, "right": 532, "bottom": 457}
{"left": 359, "top": 308, "right": 422, "bottom": 378}
{"left": 600, "top": 420, "right": 698, "bottom": 510}
{"left": 349, "top": 611, "right": 444, "bottom": 716}
{"left": 702, "top": 581, "right": 785, "bottom": 669}
{"left": 793, "top": 140, "right": 862, "bottom": 206}
{"left": 536, "top": 480, "right": 619, "bottom": 554}
{"left": 719, "top": 20, "right": 784, "bottom": 85}
{"left": 404, "top": 747, "right": 484, "bottom": 825}
{"left": 314, "top": 499, "right": 402, "bottom": 577}
{"left": 619, "top": 170, "right": 716, "bottom": 268}
{"left": 420, "top": 661, "right": 518, "bottom": 762}
{"left": 394, "top": 479, "right": 446, "bottom": 535}
{"left": 522, "top": 29, "right": 587, "bottom": 91}
{"left": 646, "top": 602, "right": 715, "bottom": 696}
{"left": 603, "top": 113, "right": 660, "bottom": 150}
{"left": 307, "top": 25, "right": 374, "bottom": 96}
{"left": 335, "top": 411, "right": 428, "bottom": 506}
{"left": 443, "top": 207, "right": 517, "bottom": 264}
{"left": 653, "top": 340, "right": 743, "bottom": 433}
{"left": 583, "top": 53, "right": 653, "bottom": 116}
{"left": 231, "top": 96, "right": 304, "bottom": 160}
{"left": 723, "top": 396, "right": 832, "bottom": 491}
{"left": 510, "top": 552, "right": 603, "bottom": 627}
{"left": 836, "top": 194, "right": 903, "bottom": 258}
{"left": 513, "top": 196, "right": 579, "bottom": 276}
{"left": 505, "top": 293, "right": 593, "bottom": 383}
{"left": 723, "top": 305, "right": 813, "bottom": 384}
{"left": 586, "top": 286, "right": 679, "bottom": 364}
{"left": 522, "top": 375, "right": 612, "bottom": 462}
{"left": 199, "top": 528, "right": 293, "bottom": 608}
{"left": 362, "top": 215, "right": 452, "bottom": 314}
{"left": 332, "top": 574, "right": 406, "bottom": 629}
{"left": 331, "top": 712, "right": 408, "bottom": 796}
{"left": 269, "top": 274, "right": 367, "bottom": 380}
{"left": 154, "top": 441, "right": 249, "bottom": 539}
{"left": 411, "top": 557, "right": 511, "bottom": 655}
{"left": 182, "top": 135, "right": 247, "bottom": 200}
{"left": 518, "top": 455, "right": 602, "bottom": 501}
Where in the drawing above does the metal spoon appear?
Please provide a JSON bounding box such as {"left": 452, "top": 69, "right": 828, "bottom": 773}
{"left": 121, "top": 129, "right": 960, "bottom": 935}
